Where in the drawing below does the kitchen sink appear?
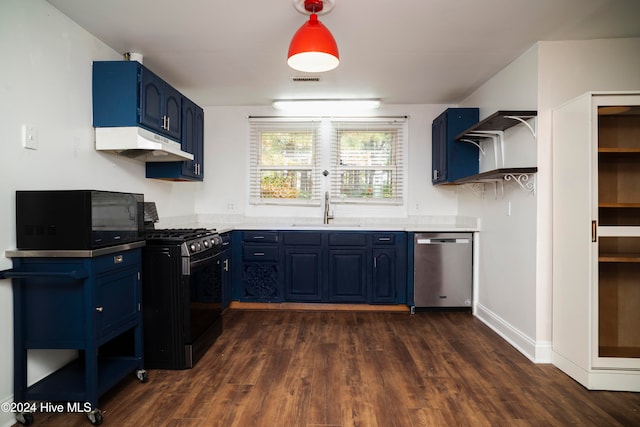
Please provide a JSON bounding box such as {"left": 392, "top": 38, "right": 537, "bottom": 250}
{"left": 291, "top": 223, "right": 361, "bottom": 228}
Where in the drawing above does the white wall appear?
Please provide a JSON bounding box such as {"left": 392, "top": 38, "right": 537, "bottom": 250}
{"left": 456, "top": 38, "right": 640, "bottom": 364}
{"left": 0, "top": 2, "right": 199, "bottom": 424}
{"left": 458, "top": 46, "right": 542, "bottom": 359}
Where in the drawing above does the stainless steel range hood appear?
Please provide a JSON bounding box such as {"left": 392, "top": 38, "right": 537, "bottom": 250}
{"left": 95, "top": 127, "right": 194, "bottom": 162}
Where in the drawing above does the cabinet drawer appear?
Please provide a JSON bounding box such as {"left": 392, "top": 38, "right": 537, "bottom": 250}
{"left": 372, "top": 234, "right": 396, "bottom": 245}
{"left": 328, "top": 232, "right": 367, "bottom": 246}
{"left": 282, "top": 232, "right": 322, "bottom": 246}
{"left": 220, "top": 232, "right": 232, "bottom": 250}
{"left": 94, "top": 250, "right": 141, "bottom": 274}
{"left": 243, "top": 245, "right": 279, "bottom": 261}
{"left": 242, "top": 231, "right": 279, "bottom": 243}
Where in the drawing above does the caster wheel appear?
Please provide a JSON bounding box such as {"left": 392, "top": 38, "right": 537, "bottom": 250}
{"left": 16, "top": 412, "right": 34, "bottom": 426}
{"left": 87, "top": 409, "right": 103, "bottom": 426}
{"left": 136, "top": 369, "right": 148, "bottom": 383}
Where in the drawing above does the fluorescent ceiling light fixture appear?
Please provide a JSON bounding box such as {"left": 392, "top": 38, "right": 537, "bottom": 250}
{"left": 272, "top": 99, "right": 381, "bottom": 113}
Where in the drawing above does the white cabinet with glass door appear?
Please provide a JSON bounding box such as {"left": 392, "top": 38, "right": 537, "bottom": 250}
{"left": 552, "top": 91, "right": 640, "bottom": 391}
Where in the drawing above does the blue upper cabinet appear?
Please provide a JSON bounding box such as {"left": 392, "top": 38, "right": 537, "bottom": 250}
{"left": 146, "top": 96, "right": 204, "bottom": 181}
{"left": 93, "top": 61, "right": 205, "bottom": 181}
{"left": 93, "top": 61, "right": 181, "bottom": 141}
{"left": 431, "top": 108, "right": 479, "bottom": 184}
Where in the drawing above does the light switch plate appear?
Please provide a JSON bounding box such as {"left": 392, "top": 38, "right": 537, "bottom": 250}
{"left": 22, "top": 124, "right": 38, "bottom": 150}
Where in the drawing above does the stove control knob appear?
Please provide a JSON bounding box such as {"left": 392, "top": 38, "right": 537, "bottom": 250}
{"left": 203, "top": 240, "right": 210, "bottom": 248}
{"left": 190, "top": 243, "right": 197, "bottom": 252}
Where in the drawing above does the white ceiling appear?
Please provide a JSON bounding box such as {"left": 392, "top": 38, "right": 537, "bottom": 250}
{"left": 47, "top": 0, "right": 640, "bottom": 107}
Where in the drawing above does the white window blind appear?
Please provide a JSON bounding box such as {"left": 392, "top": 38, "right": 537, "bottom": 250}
{"left": 330, "top": 118, "right": 406, "bottom": 205}
{"left": 248, "top": 118, "right": 322, "bottom": 206}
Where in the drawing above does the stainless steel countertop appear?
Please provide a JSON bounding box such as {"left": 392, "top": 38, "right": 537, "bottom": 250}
{"left": 5, "top": 241, "right": 146, "bottom": 258}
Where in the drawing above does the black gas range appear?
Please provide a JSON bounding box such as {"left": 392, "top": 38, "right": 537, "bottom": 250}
{"left": 141, "top": 228, "right": 223, "bottom": 369}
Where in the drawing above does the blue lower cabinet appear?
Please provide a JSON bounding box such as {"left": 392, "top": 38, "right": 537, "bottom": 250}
{"left": 236, "top": 231, "right": 283, "bottom": 302}
{"left": 1, "top": 248, "right": 146, "bottom": 421}
{"left": 232, "top": 230, "right": 407, "bottom": 305}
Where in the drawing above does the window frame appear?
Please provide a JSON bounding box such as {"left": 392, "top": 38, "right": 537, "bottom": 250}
{"left": 248, "top": 116, "right": 407, "bottom": 207}
{"left": 330, "top": 119, "right": 406, "bottom": 205}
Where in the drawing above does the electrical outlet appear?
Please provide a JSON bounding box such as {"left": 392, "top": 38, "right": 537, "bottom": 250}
{"left": 22, "top": 124, "right": 38, "bottom": 150}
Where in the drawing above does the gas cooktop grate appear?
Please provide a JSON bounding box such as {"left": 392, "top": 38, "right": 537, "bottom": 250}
{"left": 145, "top": 228, "right": 216, "bottom": 242}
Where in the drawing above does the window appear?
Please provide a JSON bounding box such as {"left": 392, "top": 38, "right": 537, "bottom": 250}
{"left": 249, "top": 119, "right": 321, "bottom": 205}
{"left": 331, "top": 120, "right": 405, "bottom": 204}
{"left": 249, "top": 117, "right": 406, "bottom": 206}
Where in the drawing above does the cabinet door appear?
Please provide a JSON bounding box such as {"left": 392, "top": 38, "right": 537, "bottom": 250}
{"left": 432, "top": 112, "right": 447, "bottom": 184}
{"left": 221, "top": 249, "right": 232, "bottom": 310}
{"left": 240, "top": 262, "right": 281, "bottom": 301}
{"left": 284, "top": 247, "right": 323, "bottom": 301}
{"left": 431, "top": 108, "right": 479, "bottom": 184}
{"left": 95, "top": 266, "right": 140, "bottom": 341}
{"left": 371, "top": 248, "right": 395, "bottom": 303}
{"left": 593, "top": 95, "right": 640, "bottom": 369}
{"left": 194, "top": 106, "right": 204, "bottom": 178}
{"left": 164, "top": 85, "right": 182, "bottom": 140}
{"left": 178, "top": 98, "right": 204, "bottom": 179}
{"left": 328, "top": 249, "right": 367, "bottom": 302}
{"left": 140, "top": 70, "right": 164, "bottom": 134}
{"left": 181, "top": 99, "right": 197, "bottom": 177}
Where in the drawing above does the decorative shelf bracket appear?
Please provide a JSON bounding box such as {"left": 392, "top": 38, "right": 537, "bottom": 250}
{"left": 460, "top": 139, "right": 486, "bottom": 155}
{"left": 465, "top": 131, "right": 504, "bottom": 169}
{"left": 503, "top": 115, "right": 537, "bottom": 139}
{"left": 504, "top": 173, "right": 536, "bottom": 195}
{"left": 461, "top": 182, "right": 486, "bottom": 198}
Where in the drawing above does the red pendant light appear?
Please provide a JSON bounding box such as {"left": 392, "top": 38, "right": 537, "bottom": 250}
{"left": 287, "top": 0, "right": 339, "bottom": 73}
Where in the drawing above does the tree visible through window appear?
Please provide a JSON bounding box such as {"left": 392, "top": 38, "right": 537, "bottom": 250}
{"left": 258, "top": 131, "right": 315, "bottom": 199}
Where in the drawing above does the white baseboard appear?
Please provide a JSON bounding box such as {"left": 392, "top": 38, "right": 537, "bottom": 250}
{"left": 475, "top": 303, "right": 552, "bottom": 363}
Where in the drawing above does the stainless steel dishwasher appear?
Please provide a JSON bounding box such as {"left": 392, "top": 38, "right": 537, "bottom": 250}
{"left": 413, "top": 232, "right": 472, "bottom": 308}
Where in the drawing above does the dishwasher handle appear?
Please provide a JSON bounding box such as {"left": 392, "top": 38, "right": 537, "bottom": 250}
{"left": 416, "top": 238, "right": 470, "bottom": 244}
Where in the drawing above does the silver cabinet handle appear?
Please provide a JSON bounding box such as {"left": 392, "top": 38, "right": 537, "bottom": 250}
{"left": 254, "top": 252, "right": 265, "bottom": 256}
{"left": 96, "top": 307, "right": 104, "bottom": 313}
{"left": 114, "top": 255, "right": 123, "bottom": 264}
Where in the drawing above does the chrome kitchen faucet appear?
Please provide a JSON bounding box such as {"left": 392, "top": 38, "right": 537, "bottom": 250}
{"left": 323, "top": 191, "right": 334, "bottom": 224}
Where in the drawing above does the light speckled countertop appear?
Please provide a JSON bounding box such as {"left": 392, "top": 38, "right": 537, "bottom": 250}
{"left": 195, "top": 215, "right": 479, "bottom": 234}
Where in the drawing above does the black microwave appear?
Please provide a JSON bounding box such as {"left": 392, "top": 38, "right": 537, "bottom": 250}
{"left": 16, "top": 190, "right": 144, "bottom": 250}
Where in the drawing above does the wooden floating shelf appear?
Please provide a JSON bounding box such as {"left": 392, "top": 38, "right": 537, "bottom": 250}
{"left": 455, "top": 110, "right": 537, "bottom": 141}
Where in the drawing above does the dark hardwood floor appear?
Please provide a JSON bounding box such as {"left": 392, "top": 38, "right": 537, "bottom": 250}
{"left": 18, "top": 309, "right": 640, "bottom": 426}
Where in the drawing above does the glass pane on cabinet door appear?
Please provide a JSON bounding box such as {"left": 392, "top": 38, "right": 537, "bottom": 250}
{"left": 598, "top": 236, "right": 640, "bottom": 358}
{"left": 597, "top": 105, "right": 640, "bottom": 226}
